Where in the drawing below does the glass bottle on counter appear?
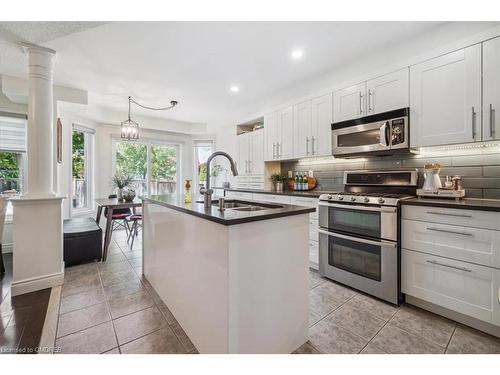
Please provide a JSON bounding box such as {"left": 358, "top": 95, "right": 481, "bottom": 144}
{"left": 294, "top": 172, "right": 299, "bottom": 190}
{"left": 184, "top": 180, "right": 192, "bottom": 203}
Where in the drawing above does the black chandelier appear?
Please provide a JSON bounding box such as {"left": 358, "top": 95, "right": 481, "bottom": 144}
{"left": 121, "top": 96, "right": 178, "bottom": 140}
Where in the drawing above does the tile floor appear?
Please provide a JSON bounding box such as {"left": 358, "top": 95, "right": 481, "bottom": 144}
{"left": 1, "top": 253, "right": 51, "bottom": 354}
{"left": 54, "top": 228, "right": 500, "bottom": 354}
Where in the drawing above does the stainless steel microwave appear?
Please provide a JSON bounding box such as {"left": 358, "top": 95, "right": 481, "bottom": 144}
{"left": 332, "top": 108, "right": 409, "bottom": 157}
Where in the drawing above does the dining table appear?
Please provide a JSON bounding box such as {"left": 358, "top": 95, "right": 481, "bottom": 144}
{"left": 95, "top": 197, "right": 142, "bottom": 261}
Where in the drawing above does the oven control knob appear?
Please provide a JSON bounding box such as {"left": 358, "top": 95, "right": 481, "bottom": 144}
{"left": 378, "top": 197, "right": 385, "bottom": 204}
{"left": 350, "top": 196, "right": 356, "bottom": 201}
{"left": 327, "top": 194, "right": 333, "bottom": 200}
{"left": 364, "top": 197, "right": 370, "bottom": 203}
{"left": 337, "top": 195, "right": 344, "bottom": 200}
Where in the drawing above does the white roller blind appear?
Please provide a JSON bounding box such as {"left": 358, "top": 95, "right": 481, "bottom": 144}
{"left": 0, "top": 114, "right": 27, "bottom": 152}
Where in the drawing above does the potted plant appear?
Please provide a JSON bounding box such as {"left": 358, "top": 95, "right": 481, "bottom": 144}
{"left": 270, "top": 173, "right": 287, "bottom": 192}
{"left": 112, "top": 174, "right": 132, "bottom": 201}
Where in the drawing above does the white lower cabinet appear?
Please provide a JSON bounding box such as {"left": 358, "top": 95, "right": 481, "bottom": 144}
{"left": 290, "top": 196, "right": 319, "bottom": 269}
{"left": 402, "top": 249, "right": 500, "bottom": 325}
{"left": 252, "top": 193, "right": 291, "bottom": 205}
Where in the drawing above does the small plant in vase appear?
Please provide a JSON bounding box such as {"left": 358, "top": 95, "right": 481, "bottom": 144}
{"left": 112, "top": 174, "right": 132, "bottom": 201}
{"left": 270, "top": 173, "right": 287, "bottom": 192}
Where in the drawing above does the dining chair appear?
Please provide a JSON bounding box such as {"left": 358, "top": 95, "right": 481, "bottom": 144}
{"left": 0, "top": 197, "right": 8, "bottom": 274}
{"left": 104, "top": 194, "right": 132, "bottom": 235}
{"left": 126, "top": 213, "right": 142, "bottom": 249}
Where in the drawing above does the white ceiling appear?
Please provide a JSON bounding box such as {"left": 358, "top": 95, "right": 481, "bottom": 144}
{"left": 0, "top": 21, "right": 498, "bottom": 133}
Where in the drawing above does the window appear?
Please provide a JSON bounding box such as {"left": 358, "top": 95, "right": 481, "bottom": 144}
{"left": 0, "top": 114, "right": 27, "bottom": 217}
{"left": 113, "top": 140, "right": 179, "bottom": 196}
{"left": 193, "top": 140, "right": 214, "bottom": 193}
{"left": 71, "top": 124, "right": 94, "bottom": 212}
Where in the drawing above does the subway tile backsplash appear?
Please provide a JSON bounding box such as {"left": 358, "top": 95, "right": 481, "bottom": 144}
{"left": 282, "top": 150, "right": 500, "bottom": 199}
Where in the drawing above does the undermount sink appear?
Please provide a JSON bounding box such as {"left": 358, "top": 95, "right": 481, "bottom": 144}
{"left": 195, "top": 199, "right": 282, "bottom": 211}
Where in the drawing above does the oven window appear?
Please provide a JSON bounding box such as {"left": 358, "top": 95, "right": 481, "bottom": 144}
{"left": 337, "top": 128, "right": 380, "bottom": 147}
{"left": 329, "top": 207, "right": 381, "bottom": 238}
{"left": 328, "top": 235, "right": 381, "bottom": 281}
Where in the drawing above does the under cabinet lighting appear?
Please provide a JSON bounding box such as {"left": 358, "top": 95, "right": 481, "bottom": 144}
{"left": 418, "top": 141, "right": 500, "bottom": 157}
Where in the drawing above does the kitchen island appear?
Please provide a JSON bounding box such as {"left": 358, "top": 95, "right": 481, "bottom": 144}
{"left": 141, "top": 194, "right": 315, "bottom": 354}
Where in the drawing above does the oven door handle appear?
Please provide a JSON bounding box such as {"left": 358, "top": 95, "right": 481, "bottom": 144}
{"left": 318, "top": 201, "right": 397, "bottom": 213}
{"left": 380, "top": 121, "right": 390, "bottom": 146}
{"left": 317, "top": 228, "right": 397, "bottom": 248}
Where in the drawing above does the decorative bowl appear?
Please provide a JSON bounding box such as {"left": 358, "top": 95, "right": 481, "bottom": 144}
{"left": 122, "top": 189, "right": 136, "bottom": 202}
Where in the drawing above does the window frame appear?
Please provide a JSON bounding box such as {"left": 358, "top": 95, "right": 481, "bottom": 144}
{"left": 192, "top": 139, "right": 214, "bottom": 194}
{"left": 111, "top": 138, "right": 181, "bottom": 196}
{"left": 70, "top": 124, "right": 95, "bottom": 217}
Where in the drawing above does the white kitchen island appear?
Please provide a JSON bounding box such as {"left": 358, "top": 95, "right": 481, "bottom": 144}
{"left": 141, "top": 194, "right": 313, "bottom": 354}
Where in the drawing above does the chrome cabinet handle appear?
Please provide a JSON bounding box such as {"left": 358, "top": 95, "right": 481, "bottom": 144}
{"left": 359, "top": 92, "right": 363, "bottom": 115}
{"left": 306, "top": 136, "right": 310, "bottom": 155}
{"left": 272, "top": 142, "right": 276, "bottom": 159}
{"left": 368, "top": 89, "right": 373, "bottom": 112}
{"left": 277, "top": 142, "right": 281, "bottom": 158}
{"left": 472, "top": 106, "right": 477, "bottom": 140}
{"left": 490, "top": 104, "right": 496, "bottom": 138}
{"left": 426, "top": 227, "right": 473, "bottom": 237}
{"left": 318, "top": 201, "right": 397, "bottom": 213}
{"left": 318, "top": 228, "right": 397, "bottom": 248}
{"left": 311, "top": 136, "right": 316, "bottom": 155}
{"left": 426, "top": 260, "right": 472, "bottom": 273}
{"left": 426, "top": 211, "right": 472, "bottom": 218}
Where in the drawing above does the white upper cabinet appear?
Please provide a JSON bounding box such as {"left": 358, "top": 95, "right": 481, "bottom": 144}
{"left": 483, "top": 36, "right": 500, "bottom": 141}
{"left": 366, "top": 68, "right": 409, "bottom": 115}
{"left": 293, "top": 100, "right": 312, "bottom": 158}
{"left": 311, "top": 93, "right": 333, "bottom": 157}
{"left": 278, "top": 106, "right": 294, "bottom": 160}
{"left": 410, "top": 45, "right": 482, "bottom": 147}
{"left": 237, "top": 129, "right": 264, "bottom": 175}
{"left": 264, "top": 112, "right": 278, "bottom": 161}
{"left": 250, "top": 129, "right": 264, "bottom": 175}
{"left": 333, "top": 82, "right": 366, "bottom": 122}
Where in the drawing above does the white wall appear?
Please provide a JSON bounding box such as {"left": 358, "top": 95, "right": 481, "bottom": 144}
{"left": 211, "top": 124, "right": 238, "bottom": 188}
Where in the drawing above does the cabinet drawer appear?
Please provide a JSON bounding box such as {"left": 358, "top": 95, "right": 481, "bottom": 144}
{"left": 402, "top": 249, "right": 500, "bottom": 325}
{"left": 309, "top": 218, "right": 318, "bottom": 241}
{"left": 252, "top": 193, "right": 291, "bottom": 205}
{"left": 402, "top": 205, "right": 500, "bottom": 230}
{"left": 403, "top": 219, "right": 500, "bottom": 268}
{"left": 309, "top": 240, "right": 319, "bottom": 267}
{"left": 225, "top": 191, "right": 253, "bottom": 200}
{"left": 290, "top": 197, "right": 318, "bottom": 219}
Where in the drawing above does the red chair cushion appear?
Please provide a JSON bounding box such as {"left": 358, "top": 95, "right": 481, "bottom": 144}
{"left": 127, "top": 214, "right": 142, "bottom": 221}
{"left": 111, "top": 213, "right": 130, "bottom": 219}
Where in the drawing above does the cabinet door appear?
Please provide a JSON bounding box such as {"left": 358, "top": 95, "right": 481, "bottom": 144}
{"left": 402, "top": 249, "right": 499, "bottom": 324}
{"left": 293, "top": 100, "right": 312, "bottom": 159}
{"left": 264, "top": 112, "right": 278, "bottom": 161}
{"left": 483, "top": 36, "right": 500, "bottom": 141}
{"left": 277, "top": 106, "right": 294, "bottom": 160}
{"left": 333, "top": 82, "right": 366, "bottom": 122}
{"left": 249, "top": 129, "right": 264, "bottom": 175}
{"left": 410, "top": 45, "right": 482, "bottom": 147}
{"left": 237, "top": 133, "right": 250, "bottom": 175}
{"left": 366, "top": 68, "right": 409, "bottom": 115}
{"left": 311, "top": 93, "right": 333, "bottom": 157}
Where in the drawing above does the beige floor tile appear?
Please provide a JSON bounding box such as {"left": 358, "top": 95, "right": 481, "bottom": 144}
{"left": 309, "top": 318, "right": 368, "bottom": 354}
{"left": 128, "top": 258, "right": 142, "bottom": 268}
{"left": 157, "top": 302, "right": 177, "bottom": 325}
{"left": 108, "top": 290, "right": 154, "bottom": 319}
{"left": 104, "top": 252, "right": 127, "bottom": 264}
{"left": 120, "top": 326, "right": 186, "bottom": 354}
{"left": 57, "top": 302, "right": 111, "bottom": 338}
{"left": 292, "top": 341, "right": 321, "bottom": 354}
{"left": 103, "top": 278, "right": 145, "bottom": 301}
{"left": 446, "top": 325, "right": 500, "bottom": 354}
{"left": 347, "top": 293, "right": 399, "bottom": 321}
{"left": 98, "top": 260, "right": 132, "bottom": 273}
{"left": 326, "top": 303, "right": 385, "bottom": 340}
{"left": 61, "top": 274, "right": 101, "bottom": 298}
{"left": 390, "top": 305, "right": 456, "bottom": 347}
{"left": 64, "top": 263, "right": 99, "bottom": 282}
{"left": 309, "top": 281, "right": 354, "bottom": 318}
{"left": 171, "top": 320, "right": 196, "bottom": 352}
{"left": 100, "top": 269, "right": 138, "bottom": 287}
{"left": 55, "top": 321, "right": 117, "bottom": 354}
{"left": 309, "top": 270, "right": 326, "bottom": 289}
{"left": 370, "top": 323, "right": 445, "bottom": 354}
{"left": 113, "top": 306, "right": 167, "bottom": 345}
{"left": 360, "top": 342, "right": 387, "bottom": 354}
{"left": 122, "top": 250, "right": 142, "bottom": 260}
{"left": 102, "top": 347, "right": 120, "bottom": 354}
{"left": 309, "top": 310, "right": 323, "bottom": 327}
{"left": 59, "top": 287, "right": 105, "bottom": 314}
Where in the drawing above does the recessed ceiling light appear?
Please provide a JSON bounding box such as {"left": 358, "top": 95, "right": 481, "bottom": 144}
{"left": 291, "top": 50, "right": 304, "bottom": 60}
{"left": 230, "top": 86, "right": 239, "bottom": 93}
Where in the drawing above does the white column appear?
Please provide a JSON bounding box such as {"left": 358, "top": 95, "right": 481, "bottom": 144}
{"left": 24, "top": 44, "right": 56, "bottom": 198}
{"left": 11, "top": 44, "right": 64, "bottom": 296}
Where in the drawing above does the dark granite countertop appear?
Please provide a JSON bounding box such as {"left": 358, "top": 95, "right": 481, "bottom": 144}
{"left": 140, "top": 194, "right": 315, "bottom": 226}
{"left": 402, "top": 197, "right": 500, "bottom": 212}
{"left": 224, "top": 188, "right": 331, "bottom": 198}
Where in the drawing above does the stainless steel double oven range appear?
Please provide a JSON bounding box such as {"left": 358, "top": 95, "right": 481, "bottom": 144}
{"left": 318, "top": 170, "right": 417, "bottom": 305}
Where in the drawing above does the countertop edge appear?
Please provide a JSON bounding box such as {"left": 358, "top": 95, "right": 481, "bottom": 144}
{"left": 401, "top": 198, "right": 500, "bottom": 212}
{"left": 141, "top": 196, "right": 315, "bottom": 225}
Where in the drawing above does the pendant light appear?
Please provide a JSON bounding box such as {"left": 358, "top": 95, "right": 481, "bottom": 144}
{"left": 121, "top": 96, "right": 178, "bottom": 141}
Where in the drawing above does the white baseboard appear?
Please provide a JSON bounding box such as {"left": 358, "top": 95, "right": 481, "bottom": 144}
{"left": 11, "top": 270, "right": 64, "bottom": 296}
